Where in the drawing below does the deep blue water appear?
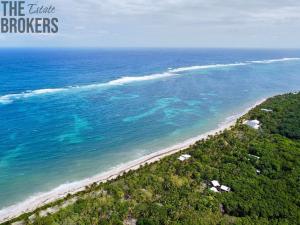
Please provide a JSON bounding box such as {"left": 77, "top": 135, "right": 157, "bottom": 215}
{"left": 0, "top": 48, "right": 300, "bottom": 209}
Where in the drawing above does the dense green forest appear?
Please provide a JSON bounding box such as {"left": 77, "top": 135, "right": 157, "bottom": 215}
{"left": 5, "top": 93, "right": 300, "bottom": 225}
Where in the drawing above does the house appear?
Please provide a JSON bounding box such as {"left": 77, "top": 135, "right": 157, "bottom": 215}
{"left": 209, "top": 181, "right": 231, "bottom": 193}
{"left": 178, "top": 156, "right": 186, "bottom": 161}
{"left": 220, "top": 185, "right": 231, "bottom": 192}
{"left": 211, "top": 180, "right": 220, "bottom": 187}
{"left": 210, "top": 187, "right": 219, "bottom": 193}
{"left": 182, "top": 154, "right": 191, "bottom": 159}
{"left": 243, "top": 119, "right": 260, "bottom": 129}
{"left": 178, "top": 154, "right": 191, "bottom": 161}
{"left": 261, "top": 108, "right": 273, "bottom": 112}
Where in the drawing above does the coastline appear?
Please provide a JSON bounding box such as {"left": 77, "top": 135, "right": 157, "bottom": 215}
{"left": 0, "top": 98, "right": 266, "bottom": 223}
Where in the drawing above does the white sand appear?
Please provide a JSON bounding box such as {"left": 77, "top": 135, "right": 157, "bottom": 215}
{"left": 0, "top": 98, "right": 266, "bottom": 223}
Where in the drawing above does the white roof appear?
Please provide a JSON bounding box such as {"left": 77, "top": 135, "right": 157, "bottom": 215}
{"left": 256, "top": 169, "right": 261, "bottom": 173}
{"left": 261, "top": 108, "right": 273, "bottom": 112}
{"left": 210, "top": 187, "right": 219, "bottom": 193}
{"left": 220, "top": 185, "right": 231, "bottom": 192}
{"left": 244, "top": 120, "right": 261, "bottom": 129}
{"left": 251, "top": 124, "right": 260, "bottom": 129}
{"left": 182, "top": 154, "right": 191, "bottom": 158}
{"left": 211, "top": 180, "right": 220, "bottom": 187}
{"left": 178, "top": 156, "right": 186, "bottom": 161}
{"left": 178, "top": 154, "right": 191, "bottom": 161}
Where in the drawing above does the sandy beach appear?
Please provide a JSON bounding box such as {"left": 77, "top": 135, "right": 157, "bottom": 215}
{"left": 0, "top": 98, "right": 266, "bottom": 223}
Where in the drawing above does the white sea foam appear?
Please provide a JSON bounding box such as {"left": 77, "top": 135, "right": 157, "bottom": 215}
{"left": 0, "top": 88, "right": 66, "bottom": 104}
{"left": 107, "top": 72, "right": 174, "bottom": 85}
{"left": 169, "top": 62, "right": 249, "bottom": 73}
{"left": 169, "top": 57, "right": 300, "bottom": 72}
{"left": 1, "top": 57, "right": 299, "bottom": 105}
{"left": 249, "top": 57, "right": 300, "bottom": 64}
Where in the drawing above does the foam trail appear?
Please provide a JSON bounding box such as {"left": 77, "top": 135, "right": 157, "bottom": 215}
{"left": 107, "top": 72, "right": 174, "bottom": 85}
{"left": 0, "top": 88, "right": 67, "bottom": 104}
{"left": 169, "top": 62, "right": 249, "bottom": 73}
{"left": 1, "top": 57, "right": 299, "bottom": 105}
{"left": 0, "top": 72, "right": 175, "bottom": 105}
{"left": 249, "top": 57, "right": 300, "bottom": 64}
{"left": 169, "top": 57, "right": 300, "bottom": 73}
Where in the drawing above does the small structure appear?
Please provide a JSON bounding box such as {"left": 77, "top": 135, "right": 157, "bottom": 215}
{"left": 209, "top": 180, "right": 231, "bottom": 193}
{"left": 256, "top": 169, "right": 261, "bottom": 174}
{"left": 248, "top": 154, "right": 260, "bottom": 160}
{"left": 210, "top": 187, "right": 219, "bottom": 193}
{"left": 261, "top": 108, "right": 273, "bottom": 112}
{"left": 211, "top": 180, "right": 220, "bottom": 187}
{"left": 182, "top": 154, "right": 191, "bottom": 159}
{"left": 243, "top": 119, "right": 260, "bottom": 129}
{"left": 220, "top": 185, "right": 231, "bottom": 192}
{"left": 178, "top": 156, "right": 185, "bottom": 161}
{"left": 178, "top": 154, "right": 191, "bottom": 161}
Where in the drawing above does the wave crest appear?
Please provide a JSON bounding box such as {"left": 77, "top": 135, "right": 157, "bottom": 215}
{"left": 1, "top": 57, "right": 299, "bottom": 105}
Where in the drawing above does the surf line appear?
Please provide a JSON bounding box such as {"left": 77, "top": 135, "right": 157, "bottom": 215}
{"left": 0, "top": 57, "right": 299, "bottom": 105}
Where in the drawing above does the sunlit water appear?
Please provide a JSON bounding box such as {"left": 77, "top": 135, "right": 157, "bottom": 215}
{"left": 0, "top": 48, "right": 300, "bottom": 209}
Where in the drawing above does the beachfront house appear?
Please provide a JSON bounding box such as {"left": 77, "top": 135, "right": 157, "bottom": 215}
{"left": 178, "top": 154, "right": 191, "bottom": 161}
{"left": 261, "top": 108, "right": 273, "bottom": 112}
{"left": 178, "top": 156, "right": 185, "bottom": 161}
{"left": 182, "top": 154, "right": 191, "bottom": 159}
{"left": 243, "top": 119, "right": 260, "bottom": 129}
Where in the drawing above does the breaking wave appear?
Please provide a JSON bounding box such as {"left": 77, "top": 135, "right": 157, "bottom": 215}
{"left": 1, "top": 57, "right": 299, "bottom": 105}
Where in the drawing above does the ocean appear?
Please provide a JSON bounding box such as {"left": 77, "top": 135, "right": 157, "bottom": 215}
{"left": 0, "top": 48, "right": 300, "bottom": 211}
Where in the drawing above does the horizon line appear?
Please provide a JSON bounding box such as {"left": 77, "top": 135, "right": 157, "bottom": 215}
{"left": 0, "top": 46, "right": 300, "bottom": 50}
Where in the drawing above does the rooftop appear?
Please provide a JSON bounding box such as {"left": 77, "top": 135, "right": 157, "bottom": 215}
{"left": 243, "top": 119, "right": 261, "bottom": 129}
{"left": 211, "top": 180, "right": 220, "bottom": 187}
{"left": 220, "top": 185, "right": 231, "bottom": 192}
{"left": 210, "top": 187, "right": 219, "bottom": 193}
{"left": 261, "top": 108, "right": 273, "bottom": 112}
{"left": 178, "top": 154, "right": 191, "bottom": 161}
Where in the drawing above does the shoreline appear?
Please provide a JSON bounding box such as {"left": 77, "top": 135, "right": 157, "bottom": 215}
{"left": 0, "top": 98, "right": 266, "bottom": 223}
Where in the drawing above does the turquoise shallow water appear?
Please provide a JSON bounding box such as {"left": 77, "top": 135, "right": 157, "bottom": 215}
{"left": 0, "top": 48, "right": 300, "bottom": 209}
